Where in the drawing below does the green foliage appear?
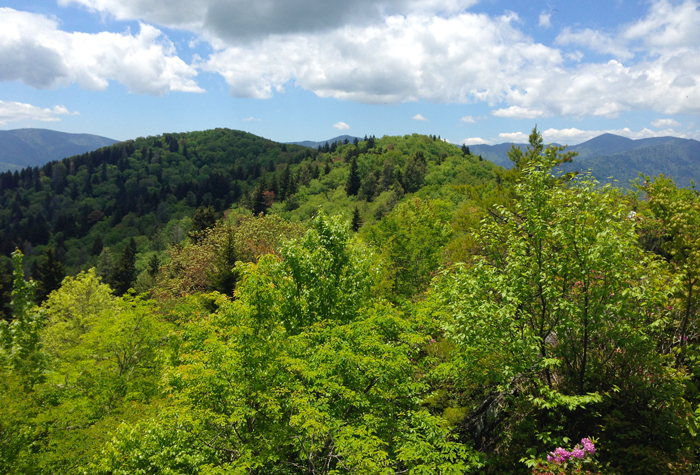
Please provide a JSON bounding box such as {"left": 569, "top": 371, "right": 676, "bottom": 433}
{"left": 366, "top": 198, "right": 453, "bottom": 299}
{"left": 431, "top": 128, "right": 690, "bottom": 470}
{"left": 0, "top": 250, "right": 46, "bottom": 388}
{"left": 111, "top": 238, "right": 137, "bottom": 296}
{"left": 96, "top": 213, "right": 479, "bottom": 474}
{"left": 34, "top": 247, "right": 65, "bottom": 304}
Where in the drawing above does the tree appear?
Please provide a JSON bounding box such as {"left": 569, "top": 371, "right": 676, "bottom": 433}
{"left": 111, "top": 239, "right": 137, "bottom": 296}
{"left": 359, "top": 170, "right": 378, "bottom": 201}
{"left": 433, "top": 128, "right": 685, "bottom": 470}
{"left": 93, "top": 213, "right": 479, "bottom": 474}
{"left": 34, "top": 247, "right": 65, "bottom": 303}
{"left": 0, "top": 250, "right": 46, "bottom": 389}
{"left": 345, "top": 157, "right": 361, "bottom": 196}
{"left": 188, "top": 205, "right": 218, "bottom": 243}
{"left": 403, "top": 151, "right": 427, "bottom": 193}
{"left": 639, "top": 175, "right": 700, "bottom": 346}
{"left": 351, "top": 206, "right": 362, "bottom": 232}
{"left": 461, "top": 144, "right": 470, "bottom": 156}
{"left": 368, "top": 198, "right": 453, "bottom": 299}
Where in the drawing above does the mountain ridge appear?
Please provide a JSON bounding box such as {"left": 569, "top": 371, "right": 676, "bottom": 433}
{"left": 0, "top": 128, "right": 118, "bottom": 172}
{"left": 468, "top": 133, "right": 700, "bottom": 186}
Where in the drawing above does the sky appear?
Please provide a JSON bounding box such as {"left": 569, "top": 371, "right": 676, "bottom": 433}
{"left": 0, "top": 0, "right": 699, "bottom": 145}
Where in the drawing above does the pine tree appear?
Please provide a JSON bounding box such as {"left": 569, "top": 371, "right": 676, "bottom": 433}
{"left": 461, "top": 144, "right": 470, "bottom": 156}
{"left": 403, "top": 151, "right": 427, "bottom": 193}
{"left": 34, "top": 247, "right": 65, "bottom": 303}
{"left": 147, "top": 254, "right": 161, "bottom": 279}
{"left": 189, "top": 206, "right": 218, "bottom": 242}
{"left": 252, "top": 184, "right": 268, "bottom": 215}
{"left": 111, "top": 238, "right": 137, "bottom": 296}
{"left": 351, "top": 207, "right": 363, "bottom": 232}
{"left": 346, "top": 157, "right": 361, "bottom": 196}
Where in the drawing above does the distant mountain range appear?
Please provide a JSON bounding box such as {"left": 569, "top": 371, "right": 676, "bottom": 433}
{"left": 0, "top": 128, "right": 118, "bottom": 172}
{"left": 292, "top": 135, "right": 360, "bottom": 149}
{"left": 468, "top": 134, "right": 700, "bottom": 187}
{"left": 4, "top": 128, "right": 699, "bottom": 188}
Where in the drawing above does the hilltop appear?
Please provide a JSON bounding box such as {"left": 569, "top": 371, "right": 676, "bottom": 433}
{"left": 0, "top": 128, "right": 118, "bottom": 172}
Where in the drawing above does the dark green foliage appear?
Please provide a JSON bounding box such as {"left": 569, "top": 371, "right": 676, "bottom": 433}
{"left": 351, "top": 207, "right": 362, "bottom": 232}
{"left": 188, "top": 205, "right": 218, "bottom": 243}
{"left": 34, "top": 247, "right": 65, "bottom": 303}
{"left": 147, "top": 254, "right": 160, "bottom": 279}
{"left": 345, "top": 157, "right": 361, "bottom": 196}
{"left": 111, "top": 238, "right": 137, "bottom": 296}
{"left": 403, "top": 150, "right": 427, "bottom": 192}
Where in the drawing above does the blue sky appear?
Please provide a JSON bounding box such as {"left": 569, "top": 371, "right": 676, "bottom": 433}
{"left": 0, "top": 0, "right": 698, "bottom": 145}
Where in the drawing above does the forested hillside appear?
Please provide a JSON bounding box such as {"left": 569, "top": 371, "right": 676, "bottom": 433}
{"left": 0, "top": 127, "right": 698, "bottom": 474}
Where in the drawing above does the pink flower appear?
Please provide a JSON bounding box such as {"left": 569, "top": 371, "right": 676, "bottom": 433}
{"left": 571, "top": 448, "right": 585, "bottom": 459}
{"left": 581, "top": 438, "right": 595, "bottom": 455}
{"left": 550, "top": 447, "right": 571, "bottom": 463}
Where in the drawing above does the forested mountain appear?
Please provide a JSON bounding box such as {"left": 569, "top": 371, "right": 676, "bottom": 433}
{"left": 292, "top": 134, "right": 360, "bottom": 148}
{"left": 469, "top": 133, "right": 700, "bottom": 186}
{"left": 0, "top": 128, "right": 118, "bottom": 172}
{"left": 0, "top": 128, "right": 501, "bottom": 317}
{"left": 1, "top": 127, "right": 699, "bottom": 475}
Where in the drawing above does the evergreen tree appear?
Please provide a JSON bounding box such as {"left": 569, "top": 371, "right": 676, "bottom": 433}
{"left": 345, "top": 157, "right": 361, "bottom": 196}
{"left": 252, "top": 184, "right": 268, "bottom": 215}
{"left": 461, "top": 144, "right": 470, "bottom": 156}
{"left": 381, "top": 158, "right": 395, "bottom": 192}
{"left": 403, "top": 151, "right": 427, "bottom": 193}
{"left": 111, "top": 239, "right": 137, "bottom": 296}
{"left": 96, "top": 248, "right": 114, "bottom": 283}
{"left": 359, "top": 172, "right": 378, "bottom": 202}
{"left": 147, "top": 254, "right": 160, "bottom": 279}
{"left": 188, "top": 206, "right": 218, "bottom": 243}
{"left": 212, "top": 228, "right": 238, "bottom": 296}
{"left": 34, "top": 247, "right": 65, "bottom": 303}
{"left": 90, "top": 235, "right": 104, "bottom": 256}
{"left": 351, "top": 207, "right": 362, "bottom": 232}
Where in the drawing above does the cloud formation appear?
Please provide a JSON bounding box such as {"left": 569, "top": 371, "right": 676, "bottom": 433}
{"left": 651, "top": 118, "right": 681, "bottom": 128}
{"left": 412, "top": 113, "right": 429, "bottom": 121}
{"left": 460, "top": 137, "right": 490, "bottom": 145}
{"left": 0, "top": 8, "right": 202, "bottom": 94}
{"left": 0, "top": 100, "right": 78, "bottom": 125}
{"left": 3, "top": 0, "right": 700, "bottom": 123}
{"left": 497, "top": 126, "right": 699, "bottom": 145}
{"left": 59, "top": 0, "right": 480, "bottom": 41}
{"left": 333, "top": 121, "right": 351, "bottom": 130}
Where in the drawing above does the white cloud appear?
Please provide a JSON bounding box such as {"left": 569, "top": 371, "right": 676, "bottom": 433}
{"left": 556, "top": 28, "right": 633, "bottom": 60}
{"left": 242, "top": 116, "right": 260, "bottom": 121}
{"left": 651, "top": 118, "right": 681, "bottom": 128}
{"left": 59, "top": 0, "right": 480, "bottom": 41}
{"left": 0, "top": 8, "right": 202, "bottom": 94}
{"left": 413, "top": 113, "right": 428, "bottom": 121}
{"left": 492, "top": 106, "right": 546, "bottom": 119}
{"left": 0, "top": 100, "right": 78, "bottom": 125}
{"left": 498, "top": 132, "right": 529, "bottom": 143}
{"left": 460, "top": 137, "right": 490, "bottom": 145}
{"left": 539, "top": 10, "right": 552, "bottom": 28}
{"left": 333, "top": 121, "right": 351, "bottom": 130}
{"left": 202, "top": 13, "right": 564, "bottom": 103}
{"left": 497, "top": 126, "right": 699, "bottom": 145}
{"left": 6, "top": 0, "right": 700, "bottom": 123}
{"left": 624, "top": 0, "right": 700, "bottom": 51}
{"left": 460, "top": 115, "right": 476, "bottom": 123}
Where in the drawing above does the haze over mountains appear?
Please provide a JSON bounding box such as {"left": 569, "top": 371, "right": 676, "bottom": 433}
{"left": 469, "top": 133, "right": 700, "bottom": 187}
{"left": 0, "top": 129, "right": 118, "bottom": 172}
